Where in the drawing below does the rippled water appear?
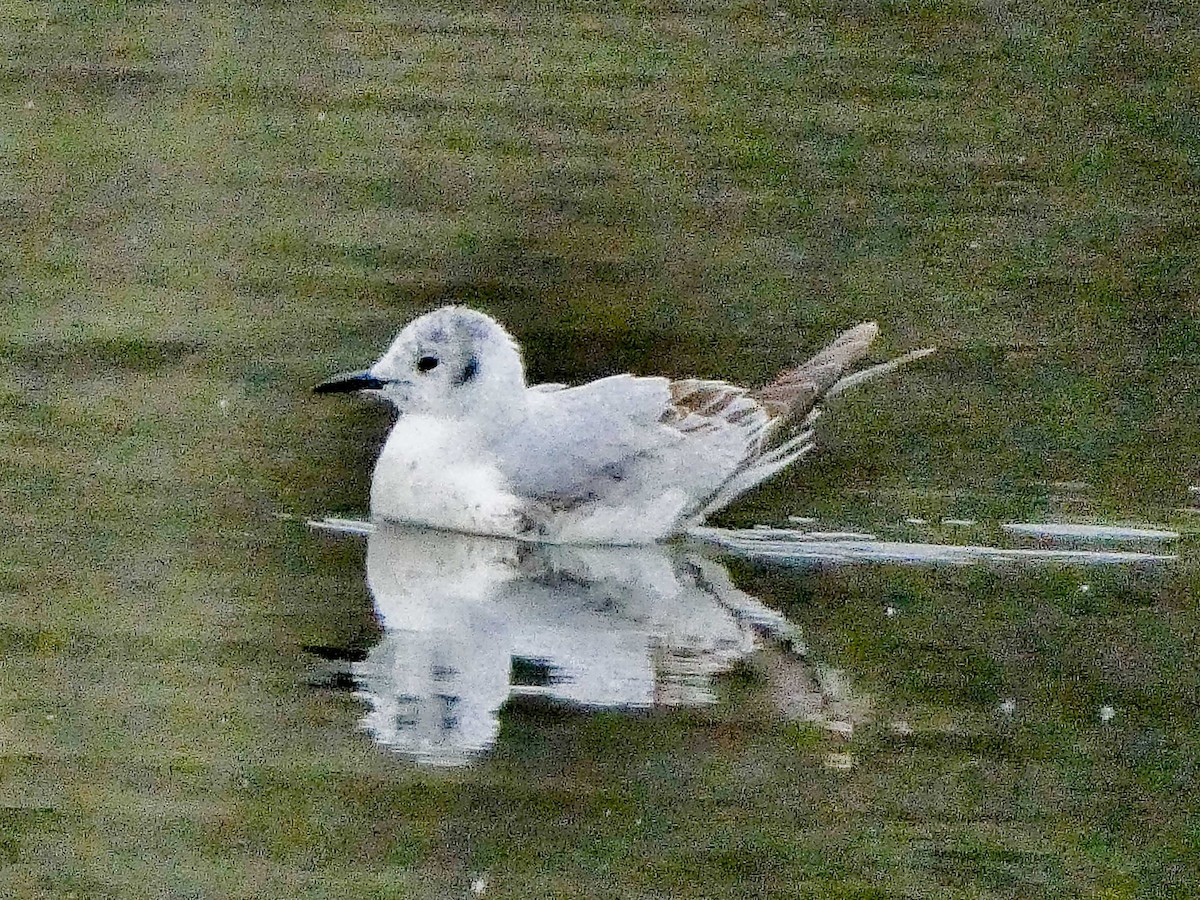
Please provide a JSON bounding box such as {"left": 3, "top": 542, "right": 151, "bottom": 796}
{"left": 308, "top": 515, "right": 1193, "bottom": 774}
{"left": 10, "top": 480, "right": 1199, "bottom": 897}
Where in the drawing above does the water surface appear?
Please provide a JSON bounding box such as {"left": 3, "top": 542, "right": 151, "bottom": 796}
{"left": 3, "top": 0, "right": 1198, "bottom": 894}
{"left": 292, "top": 513, "right": 1200, "bottom": 895}
{"left": 311, "top": 518, "right": 1189, "bottom": 769}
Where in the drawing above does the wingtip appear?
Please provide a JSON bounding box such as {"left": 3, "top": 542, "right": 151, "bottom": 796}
{"left": 831, "top": 321, "right": 879, "bottom": 352}
{"left": 823, "top": 344, "right": 937, "bottom": 399}
{"left": 852, "top": 321, "right": 880, "bottom": 339}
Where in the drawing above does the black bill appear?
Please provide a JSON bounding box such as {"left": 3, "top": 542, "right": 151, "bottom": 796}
{"left": 313, "top": 370, "right": 387, "bottom": 394}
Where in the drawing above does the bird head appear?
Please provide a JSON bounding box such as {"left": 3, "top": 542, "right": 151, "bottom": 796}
{"left": 315, "top": 306, "right": 527, "bottom": 420}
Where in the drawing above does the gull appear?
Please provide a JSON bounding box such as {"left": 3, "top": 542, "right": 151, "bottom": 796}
{"left": 316, "top": 306, "right": 932, "bottom": 544}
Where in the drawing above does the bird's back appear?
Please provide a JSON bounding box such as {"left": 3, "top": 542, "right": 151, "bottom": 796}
{"left": 496, "top": 374, "right": 677, "bottom": 499}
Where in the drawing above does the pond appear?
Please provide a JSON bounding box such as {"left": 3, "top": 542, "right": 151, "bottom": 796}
{"left": 268, "top": 502, "right": 1196, "bottom": 896}
{"left": 4, "top": 0, "right": 1199, "bottom": 895}
{"left": 6, "top": 350, "right": 1198, "bottom": 899}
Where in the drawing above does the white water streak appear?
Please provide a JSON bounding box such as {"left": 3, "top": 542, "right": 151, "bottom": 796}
{"left": 1001, "top": 523, "right": 1178, "bottom": 541}
{"left": 308, "top": 517, "right": 377, "bottom": 535}
{"left": 692, "top": 527, "right": 1176, "bottom": 565}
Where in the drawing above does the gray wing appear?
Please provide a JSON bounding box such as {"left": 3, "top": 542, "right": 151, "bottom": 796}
{"left": 497, "top": 374, "right": 679, "bottom": 500}
{"left": 495, "top": 322, "right": 924, "bottom": 519}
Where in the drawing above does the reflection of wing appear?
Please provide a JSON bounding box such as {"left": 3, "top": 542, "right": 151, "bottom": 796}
{"left": 683, "top": 556, "right": 804, "bottom": 648}
{"left": 505, "top": 545, "right": 759, "bottom": 708}
{"left": 684, "top": 555, "right": 871, "bottom": 732}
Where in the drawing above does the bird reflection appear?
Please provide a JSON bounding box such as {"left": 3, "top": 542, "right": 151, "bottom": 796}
{"left": 352, "top": 526, "right": 857, "bottom": 765}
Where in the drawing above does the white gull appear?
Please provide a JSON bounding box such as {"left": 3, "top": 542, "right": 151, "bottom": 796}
{"left": 316, "top": 306, "right": 932, "bottom": 544}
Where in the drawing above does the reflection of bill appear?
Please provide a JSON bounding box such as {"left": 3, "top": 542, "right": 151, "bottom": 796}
{"left": 354, "top": 526, "right": 862, "bottom": 766}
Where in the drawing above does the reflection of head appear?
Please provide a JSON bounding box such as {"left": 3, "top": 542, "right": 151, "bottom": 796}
{"left": 354, "top": 621, "right": 513, "bottom": 767}
{"left": 354, "top": 528, "right": 518, "bottom": 766}
{"left": 353, "top": 526, "right": 840, "bottom": 765}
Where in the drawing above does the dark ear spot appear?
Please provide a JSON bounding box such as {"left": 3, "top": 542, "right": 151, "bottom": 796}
{"left": 454, "top": 356, "right": 479, "bottom": 386}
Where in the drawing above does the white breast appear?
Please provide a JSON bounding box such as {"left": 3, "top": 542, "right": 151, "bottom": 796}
{"left": 370, "top": 415, "right": 527, "bottom": 536}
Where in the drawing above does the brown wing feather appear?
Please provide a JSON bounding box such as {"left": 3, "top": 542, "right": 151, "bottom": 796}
{"left": 662, "top": 321, "right": 880, "bottom": 434}
{"left": 658, "top": 321, "right": 927, "bottom": 523}
{"left": 664, "top": 380, "right": 769, "bottom": 434}
{"left": 753, "top": 322, "right": 879, "bottom": 420}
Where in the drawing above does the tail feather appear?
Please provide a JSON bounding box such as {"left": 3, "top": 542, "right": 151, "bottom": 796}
{"left": 826, "top": 346, "right": 937, "bottom": 398}
{"left": 694, "top": 433, "right": 818, "bottom": 521}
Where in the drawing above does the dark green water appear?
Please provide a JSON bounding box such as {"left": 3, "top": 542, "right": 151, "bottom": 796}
{"left": 3, "top": 0, "right": 1199, "bottom": 894}
{"left": 3, "top": 363, "right": 1198, "bottom": 896}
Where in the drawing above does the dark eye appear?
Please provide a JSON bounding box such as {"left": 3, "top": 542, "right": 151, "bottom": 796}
{"left": 417, "top": 356, "right": 439, "bottom": 373}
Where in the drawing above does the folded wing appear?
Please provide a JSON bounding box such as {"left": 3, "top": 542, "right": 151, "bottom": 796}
{"left": 498, "top": 374, "right": 677, "bottom": 500}
{"left": 499, "top": 323, "right": 926, "bottom": 529}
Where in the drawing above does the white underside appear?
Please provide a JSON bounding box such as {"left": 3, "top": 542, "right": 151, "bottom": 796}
{"left": 370, "top": 416, "right": 528, "bottom": 538}
{"left": 369, "top": 411, "right": 765, "bottom": 545}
